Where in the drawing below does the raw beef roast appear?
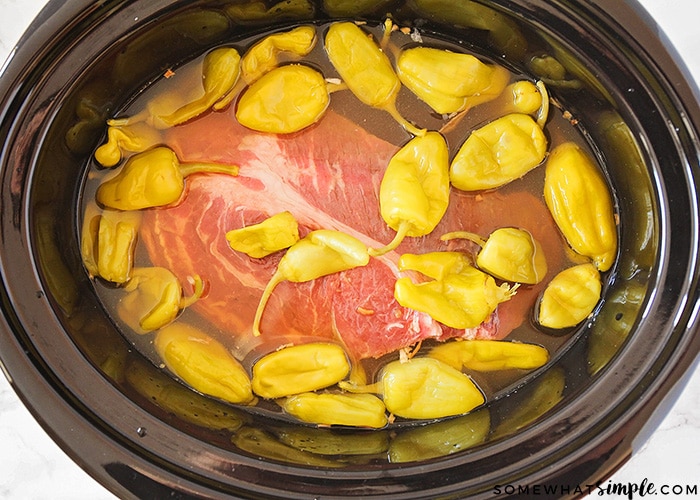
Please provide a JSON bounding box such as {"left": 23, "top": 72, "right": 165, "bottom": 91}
{"left": 139, "top": 108, "right": 566, "bottom": 360}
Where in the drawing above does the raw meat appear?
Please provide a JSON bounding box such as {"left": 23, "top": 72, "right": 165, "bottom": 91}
{"left": 139, "top": 108, "right": 565, "bottom": 360}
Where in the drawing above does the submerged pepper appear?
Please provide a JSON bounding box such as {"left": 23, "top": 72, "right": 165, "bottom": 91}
{"left": 94, "top": 121, "right": 162, "bottom": 168}
{"left": 281, "top": 392, "right": 387, "bottom": 428}
{"left": 112, "top": 47, "right": 241, "bottom": 129}
{"left": 396, "top": 46, "right": 510, "bottom": 115}
{"left": 325, "top": 21, "right": 424, "bottom": 136}
{"left": 241, "top": 25, "right": 317, "bottom": 83}
{"left": 341, "top": 357, "right": 484, "bottom": 420}
{"left": 543, "top": 142, "right": 617, "bottom": 272}
{"left": 81, "top": 205, "right": 142, "bottom": 283}
{"left": 388, "top": 409, "right": 490, "bottom": 462}
{"left": 429, "top": 339, "right": 549, "bottom": 372}
{"left": 372, "top": 132, "right": 450, "bottom": 256}
{"left": 251, "top": 342, "right": 350, "bottom": 399}
{"left": 253, "top": 229, "right": 369, "bottom": 336}
{"left": 441, "top": 227, "right": 547, "bottom": 285}
{"left": 96, "top": 147, "right": 239, "bottom": 211}
{"left": 118, "top": 267, "right": 204, "bottom": 333}
{"left": 226, "top": 211, "right": 300, "bottom": 258}
{"left": 236, "top": 64, "right": 330, "bottom": 134}
{"left": 537, "top": 263, "right": 602, "bottom": 330}
{"left": 450, "top": 113, "right": 548, "bottom": 191}
{"left": 154, "top": 323, "right": 255, "bottom": 405}
{"left": 395, "top": 251, "right": 515, "bottom": 330}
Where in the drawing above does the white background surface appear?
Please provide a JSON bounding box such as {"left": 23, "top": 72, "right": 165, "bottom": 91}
{"left": 0, "top": 1, "right": 699, "bottom": 498}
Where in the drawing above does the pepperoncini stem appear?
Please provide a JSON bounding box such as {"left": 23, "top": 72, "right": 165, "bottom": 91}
{"left": 369, "top": 220, "right": 410, "bottom": 257}
{"left": 384, "top": 103, "right": 427, "bottom": 137}
{"left": 440, "top": 231, "right": 487, "bottom": 247}
{"left": 178, "top": 161, "right": 240, "bottom": 178}
{"left": 180, "top": 275, "right": 205, "bottom": 309}
{"left": 535, "top": 80, "right": 550, "bottom": 128}
{"left": 380, "top": 18, "right": 394, "bottom": 50}
{"left": 253, "top": 230, "right": 370, "bottom": 336}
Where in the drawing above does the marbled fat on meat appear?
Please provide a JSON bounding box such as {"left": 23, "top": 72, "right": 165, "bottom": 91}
{"left": 139, "top": 109, "right": 560, "bottom": 360}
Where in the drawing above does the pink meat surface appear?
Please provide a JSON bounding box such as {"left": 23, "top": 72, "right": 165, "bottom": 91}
{"left": 140, "top": 108, "right": 565, "bottom": 360}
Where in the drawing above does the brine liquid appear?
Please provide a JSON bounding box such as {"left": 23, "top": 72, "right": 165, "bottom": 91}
{"left": 82, "top": 20, "right": 605, "bottom": 420}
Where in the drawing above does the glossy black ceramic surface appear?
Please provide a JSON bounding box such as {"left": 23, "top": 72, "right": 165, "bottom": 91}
{"left": 1, "top": 1, "right": 699, "bottom": 498}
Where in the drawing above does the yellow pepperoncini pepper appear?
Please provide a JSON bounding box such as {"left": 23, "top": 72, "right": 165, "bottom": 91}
{"left": 394, "top": 251, "right": 516, "bottom": 330}
{"left": 324, "top": 21, "right": 424, "bottom": 136}
{"left": 388, "top": 409, "right": 490, "bottom": 462}
{"left": 224, "top": 0, "right": 314, "bottom": 23}
{"left": 253, "top": 229, "right": 370, "bottom": 336}
{"left": 341, "top": 357, "right": 484, "bottom": 420}
{"left": 118, "top": 267, "right": 204, "bottom": 333}
{"left": 236, "top": 64, "right": 330, "bottom": 134}
{"left": 226, "top": 211, "right": 300, "bottom": 258}
{"left": 241, "top": 26, "right": 317, "bottom": 84}
{"left": 251, "top": 343, "right": 350, "bottom": 399}
{"left": 441, "top": 227, "right": 548, "bottom": 285}
{"left": 111, "top": 47, "right": 241, "bottom": 129}
{"left": 450, "top": 113, "right": 548, "bottom": 191}
{"left": 543, "top": 142, "right": 618, "bottom": 272}
{"left": 280, "top": 392, "right": 388, "bottom": 428}
{"left": 81, "top": 204, "right": 142, "bottom": 283}
{"left": 94, "top": 121, "right": 162, "bottom": 168}
{"left": 277, "top": 426, "right": 389, "bottom": 456}
{"left": 96, "top": 146, "right": 239, "bottom": 211}
{"left": 321, "top": 0, "right": 394, "bottom": 17}
{"left": 429, "top": 339, "right": 549, "bottom": 372}
{"left": 537, "top": 263, "right": 602, "bottom": 329}
{"left": 396, "top": 46, "right": 510, "bottom": 115}
{"left": 371, "top": 132, "right": 450, "bottom": 256}
{"left": 154, "top": 323, "right": 255, "bottom": 405}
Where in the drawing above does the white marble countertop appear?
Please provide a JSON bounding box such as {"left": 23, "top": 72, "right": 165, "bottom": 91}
{"left": 1, "top": 1, "right": 699, "bottom": 498}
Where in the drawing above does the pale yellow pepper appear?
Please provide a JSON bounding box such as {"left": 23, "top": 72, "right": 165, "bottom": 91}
{"left": 341, "top": 357, "right": 484, "bottom": 420}
{"left": 241, "top": 25, "right": 317, "bottom": 83}
{"left": 325, "top": 21, "right": 424, "bottom": 136}
{"left": 236, "top": 64, "right": 330, "bottom": 134}
{"left": 441, "top": 227, "right": 548, "bottom": 285}
{"left": 96, "top": 147, "right": 238, "bottom": 211}
{"left": 226, "top": 211, "right": 300, "bottom": 258}
{"left": 154, "top": 323, "right": 255, "bottom": 405}
{"left": 450, "top": 113, "right": 548, "bottom": 191}
{"left": 538, "top": 263, "right": 602, "bottom": 329}
{"left": 253, "top": 230, "right": 369, "bottom": 336}
{"left": 396, "top": 46, "right": 510, "bottom": 115}
{"left": 372, "top": 132, "right": 450, "bottom": 256}
{"left": 543, "top": 142, "right": 618, "bottom": 272}
{"left": 251, "top": 343, "right": 350, "bottom": 399}
{"left": 395, "top": 251, "right": 515, "bottom": 330}
{"left": 118, "top": 267, "right": 204, "bottom": 333}
{"left": 94, "top": 121, "right": 162, "bottom": 168}
{"left": 429, "top": 339, "right": 549, "bottom": 372}
{"left": 281, "top": 392, "right": 387, "bottom": 428}
{"left": 80, "top": 207, "right": 142, "bottom": 284}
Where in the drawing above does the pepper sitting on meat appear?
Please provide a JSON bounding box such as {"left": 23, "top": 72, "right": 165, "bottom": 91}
{"left": 371, "top": 131, "right": 451, "bottom": 256}
{"left": 394, "top": 251, "right": 516, "bottom": 330}
{"left": 253, "top": 229, "right": 371, "bottom": 337}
